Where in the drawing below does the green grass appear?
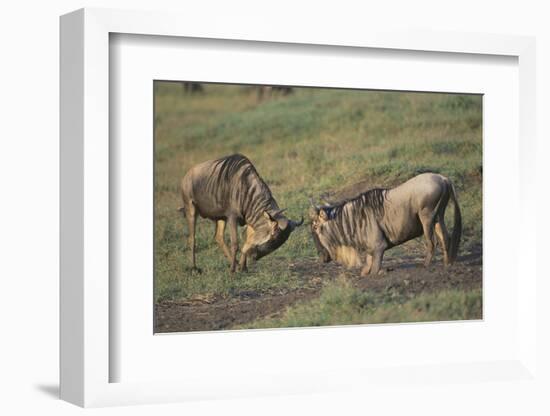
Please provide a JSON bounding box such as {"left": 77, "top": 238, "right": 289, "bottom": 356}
{"left": 239, "top": 278, "right": 482, "bottom": 329}
{"left": 154, "top": 82, "right": 483, "bottom": 319}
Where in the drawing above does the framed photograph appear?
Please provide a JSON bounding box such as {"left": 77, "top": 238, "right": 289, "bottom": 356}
{"left": 60, "top": 8, "right": 537, "bottom": 408}
{"left": 152, "top": 82, "right": 482, "bottom": 335}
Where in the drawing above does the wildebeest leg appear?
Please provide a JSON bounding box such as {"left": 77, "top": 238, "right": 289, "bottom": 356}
{"left": 360, "top": 254, "right": 373, "bottom": 277}
{"left": 186, "top": 202, "right": 200, "bottom": 273}
{"left": 237, "top": 249, "right": 248, "bottom": 272}
{"left": 238, "top": 242, "right": 252, "bottom": 272}
{"left": 420, "top": 212, "right": 436, "bottom": 267}
{"left": 214, "top": 219, "right": 232, "bottom": 261}
{"left": 369, "top": 249, "right": 385, "bottom": 275}
{"left": 435, "top": 220, "right": 451, "bottom": 266}
{"left": 227, "top": 217, "right": 239, "bottom": 273}
{"left": 238, "top": 226, "right": 255, "bottom": 272}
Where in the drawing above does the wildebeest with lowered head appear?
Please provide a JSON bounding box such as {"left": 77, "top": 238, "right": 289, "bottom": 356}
{"left": 179, "top": 154, "right": 303, "bottom": 273}
{"left": 310, "top": 173, "right": 462, "bottom": 277}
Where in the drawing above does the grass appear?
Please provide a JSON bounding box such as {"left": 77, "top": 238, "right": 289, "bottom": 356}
{"left": 154, "top": 82, "right": 482, "bottom": 326}
{"left": 238, "top": 277, "right": 482, "bottom": 329}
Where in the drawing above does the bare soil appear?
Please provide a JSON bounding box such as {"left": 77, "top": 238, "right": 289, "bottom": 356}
{"left": 154, "top": 245, "right": 482, "bottom": 333}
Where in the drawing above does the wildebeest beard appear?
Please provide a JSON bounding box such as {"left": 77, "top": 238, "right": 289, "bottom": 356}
{"left": 249, "top": 225, "right": 293, "bottom": 261}
{"left": 311, "top": 226, "right": 332, "bottom": 263}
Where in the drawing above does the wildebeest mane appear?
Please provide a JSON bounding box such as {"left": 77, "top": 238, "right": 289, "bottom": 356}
{"left": 213, "top": 154, "right": 272, "bottom": 192}
{"left": 324, "top": 188, "right": 388, "bottom": 220}
{"left": 213, "top": 155, "right": 260, "bottom": 187}
{"left": 317, "top": 188, "right": 388, "bottom": 248}
{"left": 205, "top": 154, "right": 277, "bottom": 222}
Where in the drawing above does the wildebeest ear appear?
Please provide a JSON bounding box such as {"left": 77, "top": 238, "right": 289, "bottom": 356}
{"left": 263, "top": 211, "right": 277, "bottom": 223}
{"left": 319, "top": 209, "right": 328, "bottom": 221}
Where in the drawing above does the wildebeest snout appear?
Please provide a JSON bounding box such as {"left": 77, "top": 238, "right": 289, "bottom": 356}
{"left": 254, "top": 211, "right": 303, "bottom": 260}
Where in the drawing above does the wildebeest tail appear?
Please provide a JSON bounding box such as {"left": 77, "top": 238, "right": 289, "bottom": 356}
{"left": 448, "top": 181, "right": 462, "bottom": 264}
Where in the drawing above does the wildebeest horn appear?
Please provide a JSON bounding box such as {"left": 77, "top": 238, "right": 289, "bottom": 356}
{"left": 309, "top": 197, "right": 316, "bottom": 208}
{"left": 272, "top": 208, "right": 287, "bottom": 217}
{"left": 290, "top": 216, "right": 304, "bottom": 230}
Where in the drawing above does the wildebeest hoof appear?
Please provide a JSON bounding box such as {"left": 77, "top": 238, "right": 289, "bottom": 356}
{"left": 190, "top": 267, "right": 202, "bottom": 275}
{"left": 238, "top": 266, "right": 248, "bottom": 273}
{"left": 363, "top": 269, "right": 384, "bottom": 278}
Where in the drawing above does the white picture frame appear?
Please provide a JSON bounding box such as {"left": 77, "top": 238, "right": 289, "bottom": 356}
{"left": 60, "top": 8, "right": 537, "bottom": 408}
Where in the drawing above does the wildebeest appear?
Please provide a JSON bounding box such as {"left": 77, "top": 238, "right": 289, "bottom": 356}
{"left": 257, "top": 85, "right": 293, "bottom": 102}
{"left": 309, "top": 173, "right": 462, "bottom": 276}
{"left": 181, "top": 82, "right": 204, "bottom": 94}
{"left": 179, "top": 154, "right": 303, "bottom": 273}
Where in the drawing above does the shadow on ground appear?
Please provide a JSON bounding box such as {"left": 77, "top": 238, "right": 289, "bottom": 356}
{"left": 34, "top": 384, "right": 59, "bottom": 399}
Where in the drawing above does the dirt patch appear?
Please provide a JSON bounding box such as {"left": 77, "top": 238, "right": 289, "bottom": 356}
{"left": 155, "top": 246, "right": 482, "bottom": 333}
{"left": 155, "top": 288, "right": 319, "bottom": 333}
{"left": 351, "top": 246, "right": 482, "bottom": 295}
